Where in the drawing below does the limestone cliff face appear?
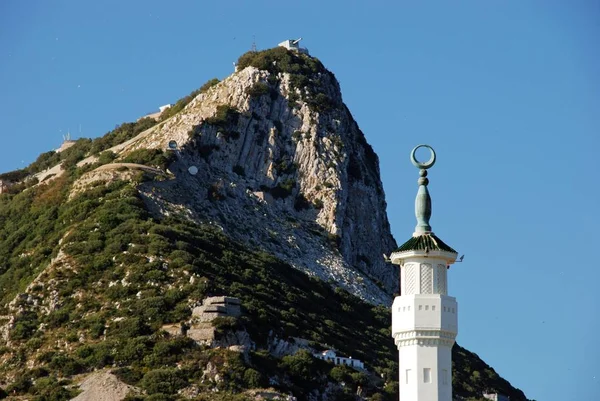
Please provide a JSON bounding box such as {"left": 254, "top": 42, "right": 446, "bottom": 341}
{"left": 117, "top": 61, "right": 398, "bottom": 303}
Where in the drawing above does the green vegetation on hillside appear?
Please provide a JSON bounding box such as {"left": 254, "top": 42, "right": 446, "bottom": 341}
{"left": 237, "top": 48, "right": 337, "bottom": 113}
{"left": 0, "top": 177, "right": 396, "bottom": 400}
{"left": 89, "top": 117, "right": 158, "bottom": 155}
{"left": 237, "top": 47, "right": 324, "bottom": 76}
{"left": 190, "top": 104, "right": 243, "bottom": 142}
{"left": 245, "top": 81, "right": 271, "bottom": 98}
{"left": 0, "top": 169, "right": 529, "bottom": 400}
{"left": 0, "top": 175, "right": 71, "bottom": 308}
{"left": 159, "top": 78, "right": 220, "bottom": 121}
{"left": 120, "top": 148, "right": 176, "bottom": 170}
{"left": 0, "top": 117, "right": 160, "bottom": 191}
{"left": 0, "top": 76, "right": 222, "bottom": 189}
{"left": 0, "top": 52, "right": 529, "bottom": 401}
{"left": 205, "top": 104, "right": 240, "bottom": 128}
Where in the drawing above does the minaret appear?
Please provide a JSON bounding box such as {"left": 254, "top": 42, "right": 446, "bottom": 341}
{"left": 390, "top": 145, "right": 459, "bottom": 401}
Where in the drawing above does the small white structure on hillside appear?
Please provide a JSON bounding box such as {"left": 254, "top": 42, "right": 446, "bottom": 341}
{"left": 138, "top": 104, "right": 172, "bottom": 121}
{"left": 56, "top": 132, "right": 76, "bottom": 153}
{"left": 278, "top": 38, "right": 309, "bottom": 55}
{"left": 314, "top": 350, "right": 364, "bottom": 370}
{"left": 483, "top": 393, "right": 510, "bottom": 401}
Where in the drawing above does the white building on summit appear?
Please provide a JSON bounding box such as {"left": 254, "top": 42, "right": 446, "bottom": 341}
{"left": 390, "top": 145, "right": 460, "bottom": 401}
{"left": 278, "top": 38, "right": 309, "bottom": 55}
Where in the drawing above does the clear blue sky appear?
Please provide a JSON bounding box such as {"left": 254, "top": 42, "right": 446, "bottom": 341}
{"left": 1, "top": 1, "right": 599, "bottom": 400}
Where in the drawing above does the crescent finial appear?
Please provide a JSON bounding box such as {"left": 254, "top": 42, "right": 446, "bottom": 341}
{"left": 411, "top": 145, "right": 436, "bottom": 234}
{"left": 410, "top": 144, "right": 436, "bottom": 170}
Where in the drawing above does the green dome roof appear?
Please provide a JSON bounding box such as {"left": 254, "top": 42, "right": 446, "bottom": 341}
{"left": 394, "top": 233, "right": 457, "bottom": 254}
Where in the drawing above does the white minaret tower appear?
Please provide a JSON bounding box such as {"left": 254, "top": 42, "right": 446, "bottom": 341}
{"left": 390, "top": 145, "right": 459, "bottom": 401}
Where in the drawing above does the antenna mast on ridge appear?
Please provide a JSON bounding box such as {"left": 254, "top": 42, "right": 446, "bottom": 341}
{"left": 251, "top": 35, "right": 257, "bottom": 52}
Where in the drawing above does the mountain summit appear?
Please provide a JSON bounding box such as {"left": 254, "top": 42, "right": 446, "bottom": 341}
{"left": 111, "top": 47, "right": 398, "bottom": 304}
{"left": 0, "top": 46, "right": 529, "bottom": 401}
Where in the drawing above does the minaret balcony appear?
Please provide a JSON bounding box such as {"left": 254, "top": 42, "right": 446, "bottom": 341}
{"left": 392, "top": 294, "right": 457, "bottom": 340}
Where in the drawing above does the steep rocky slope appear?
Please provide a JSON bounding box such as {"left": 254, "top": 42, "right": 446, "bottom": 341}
{"left": 100, "top": 52, "right": 398, "bottom": 303}
{"left": 0, "top": 48, "right": 529, "bottom": 401}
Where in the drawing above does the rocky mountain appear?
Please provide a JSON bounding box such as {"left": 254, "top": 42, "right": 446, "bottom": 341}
{"left": 0, "top": 47, "right": 529, "bottom": 401}
{"left": 112, "top": 50, "right": 397, "bottom": 303}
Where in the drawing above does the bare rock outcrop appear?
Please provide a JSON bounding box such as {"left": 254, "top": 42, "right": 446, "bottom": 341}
{"left": 104, "top": 62, "right": 397, "bottom": 303}
{"left": 268, "top": 336, "right": 314, "bottom": 358}
{"left": 71, "top": 371, "right": 136, "bottom": 401}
